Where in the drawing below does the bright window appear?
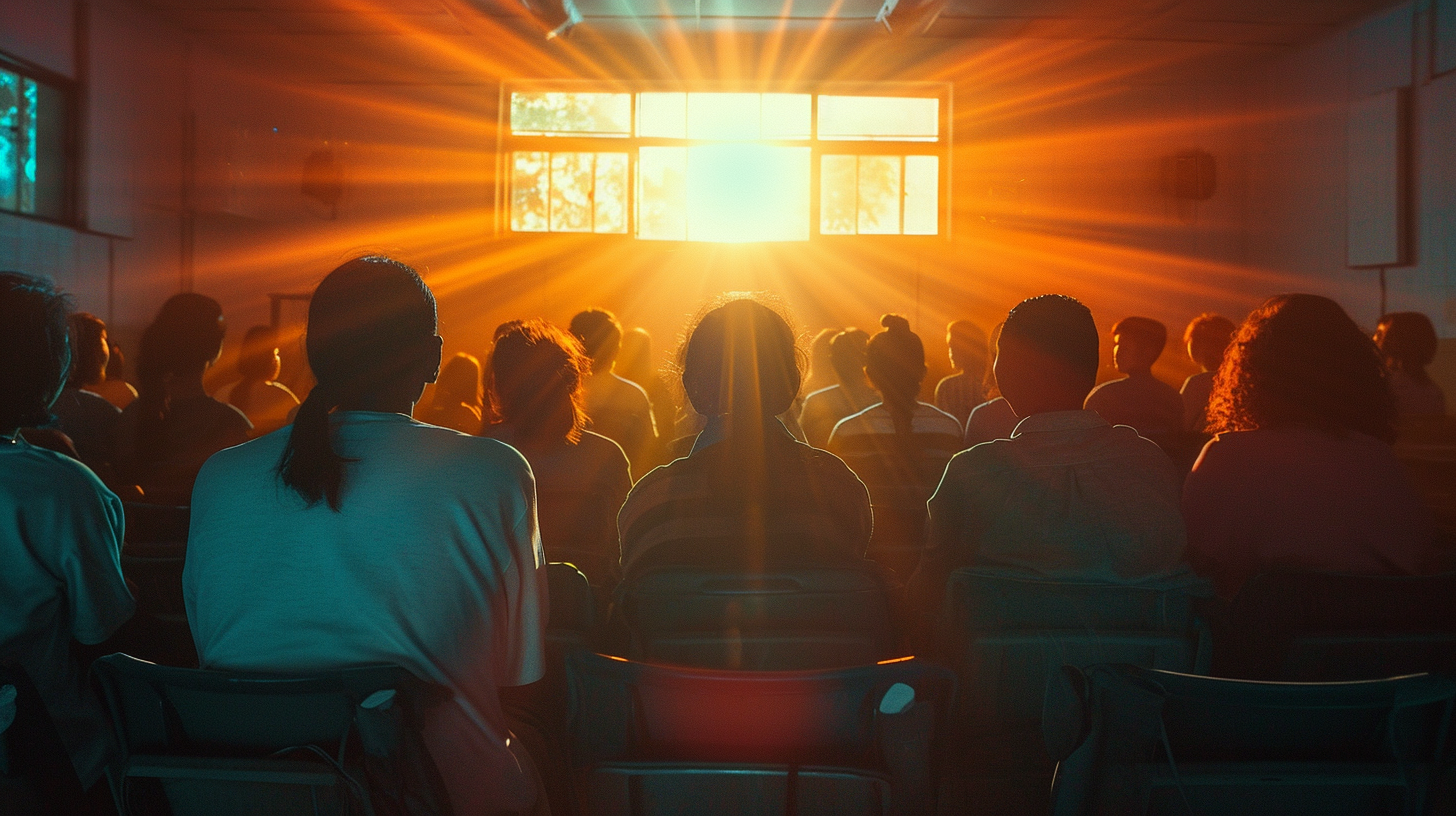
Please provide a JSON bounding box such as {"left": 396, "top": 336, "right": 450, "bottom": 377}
{"left": 505, "top": 87, "right": 945, "bottom": 241}
{"left": 0, "top": 61, "right": 68, "bottom": 220}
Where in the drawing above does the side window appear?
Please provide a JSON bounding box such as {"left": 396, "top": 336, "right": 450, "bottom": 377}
{"left": 0, "top": 60, "right": 69, "bottom": 221}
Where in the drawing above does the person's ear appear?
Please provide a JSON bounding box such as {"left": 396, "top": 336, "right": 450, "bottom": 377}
{"left": 421, "top": 335, "right": 443, "bottom": 384}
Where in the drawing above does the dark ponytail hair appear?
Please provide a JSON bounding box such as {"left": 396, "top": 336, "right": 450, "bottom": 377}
{"left": 865, "top": 313, "right": 926, "bottom": 436}
{"left": 278, "top": 256, "right": 436, "bottom": 511}
{"left": 136, "top": 293, "right": 226, "bottom": 452}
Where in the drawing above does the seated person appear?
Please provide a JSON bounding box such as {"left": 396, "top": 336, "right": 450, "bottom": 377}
{"left": 616, "top": 327, "right": 677, "bottom": 443}
{"left": 184, "top": 257, "right": 547, "bottom": 815}
{"left": 910, "top": 295, "right": 1193, "bottom": 616}
{"left": 1183, "top": 294, "right": 1449, "bottom": 598}
{"left": 215, "top": 325, "right": 300, "bottom": 437}
{"left": 116, "top": 293, "right": 251, "bottom": 503}
{"left": 93, "top": 341, "right": 137, "bottom": 409}
{"left": 485, "top": 319, "right": 632, "bottom": 587}
{"left": 1084, "top": 316, "right": 1184, "bottom": 446}
{"left": 419, "top": 352, "right": 484, "bottom": 434}
{"left": 799, "top": 328, "right": 877, "bottom": 448}
{"left": 618, "top": 295, "right": 872, "bottom": 579}
{"left": 934, "top": 319, "right": 988, "bottom": 427}
{"left": 0, "top": 273, "right": 134, "bottom": 792}
{"left": 829, "top": 314, "right": 963, "bottom": 576}
{"left": 50, "top": 311, "right": 121, "bottom": 476}
{"left": 571, "top": 308, "right": 659, "bottom": 478}
{"left": 1374, "top": 311, "right": 1447, "bottom": 418}
{"left": 802, "top": 327, "right": 841, "bottom": 396}
{"left": 1179, "top": 313, "right": 1236, "bottom": 433}
{"left": 962, "top": 322, "right": 1019, "bottom": 447}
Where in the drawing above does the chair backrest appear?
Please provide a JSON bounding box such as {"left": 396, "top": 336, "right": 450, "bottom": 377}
{"left": 616, "top": 565, "right": 899, "bottom": 670}
{"left": 0, "top": 665, "right": 91, "bottom": 814}
{"left": 1048, "top": 664, "right": 1456, "bottom": 816}
{"left": 1218, "top": 570, "right": 1456, "bottom": 681}
{"left": 940, "top": 570, "right": 1209, "bottom": 759}
{"left": 565, "top": 651, "right": 955, "bottom": 816}
{"left": 92, "top": 653, "right": 448, "bottom": 816}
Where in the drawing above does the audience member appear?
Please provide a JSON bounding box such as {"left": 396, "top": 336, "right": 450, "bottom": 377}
{"left": 798, "top": 327, "right": 876, "bottom": 448}
{"left": 616, "top": 326, "right": 676, "bottom": 442}
{"left": 1183, "top": 294, "right": 1448, "bottom": 597}
{"left": 934, "top": 319, "right": 988, "bottom": 427}
{"left": 184, "top": 256, "right": 546, "bottom": 815}
{"left": 0, "top": 273, "right": 134, "bottom": 791}
{"left": 215, "top": 325, "right": 300, "bottom": 437}
{"left": 570, "top": 308, "right": 659, "bottom": 478}
{"left": 963, "top": 322, "right": 1020, "bottom": 447}
{"left": 92, "top": 340, "right": 137, "bottom": 409}
{"left": 618, "top": 295, "right": 872, "bottom": 578}
{"left": 116, "top": 293, "right": 251, "bottom": 504}
{"left": 485, "top": 319, "right": 632, "bottom": 587}
{"left": 910, "top": 295, "right": 1192, "bottom": 616}
{"left": 1374, "top": 311, "right": 1447, "bottom": 418}
{"left": 1083, "top": 316, "right": 1184, "bottom": 445}
{"left": 829, "top": 315, "right": 963, "bottom": 576}
{"left": 1180, "top": 313, "right": 1237, "bottom": 433}
{"left": 802, "top": 327, "right": 841, "bottom": 396}
{"left": 420, "top": 352, "right": 484, "bottom": 434}
{"left": 49, "top": 312, "right": 121, "bottom": 475}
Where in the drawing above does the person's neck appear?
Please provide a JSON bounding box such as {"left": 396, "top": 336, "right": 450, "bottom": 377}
{"left": 338, "top": 396, "right": 416, "bottom": 415}
{"left": 169, "top": 374, "right": 208, "bottom": 399}
{"left": 1121, "top": 368, "right": 1153, "bottom": 380}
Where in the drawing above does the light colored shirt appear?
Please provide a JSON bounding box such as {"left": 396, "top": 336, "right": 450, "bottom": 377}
{"left": 799, "top": 383, "right": 879, "bottom": 449}
{"left": 0, "top": 436, "right": 133, "bottom": 785}
{"left": 1183, "top": 425, "right": 1448, "bottom": 598}
{"left": 934, "top": 372, "right": 982, "bottom": 428}
{"left": 912, "top": 410, "right": 1193, "bottom": 611}
{"left": 828, "top": 401, "right": 964, "bottom": 515}
{"left": 184, "top": 412, "right": 546, "bottom": 814}
{"left": 584, "top": 371, "right": 658, "bottom": 478}
{"left": 963, "top": 396, "right": 1019, "bottom": 448}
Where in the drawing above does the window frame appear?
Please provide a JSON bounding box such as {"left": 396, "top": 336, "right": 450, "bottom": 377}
{"left": 0, "top": 51, "right": 76, "bottom": 226}
{"left": 498, "top": 80, "right": 952, "bottom": 242}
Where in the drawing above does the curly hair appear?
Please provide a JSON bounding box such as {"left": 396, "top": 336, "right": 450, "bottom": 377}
{"left": 1205, "top": 294, "right": 1395, "bottom": 443}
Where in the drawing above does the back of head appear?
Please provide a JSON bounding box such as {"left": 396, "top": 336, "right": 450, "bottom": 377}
{"left": 0, "top": 273, "right": 71, "bottom": 436}
{"left": 488, "top": 319, "right": 588, "bottom": 446}
{"left": 279, "top": 256, "right": 438, "bottom": 510}
{"left": 436, "top": 353, "right": 482, "bottom": 407}
{"left": 829, "top": 328, "right": 870, "bottom": 385}
{"left": 1184, "top": 313, "right": 1237, "bottom": 371}
{"left": 680, "top": 294, "right": 802, "bottom": 422}
{"left": 866, "top": 314, "right": 926, "bottom": 433}
{"left": 947, "top": 319, "right": 986, "bottom": 358}
{"left": 1374, "top": 312, "right": 1439, "bottom": 379}
{"left": 997, "top": 295, "right": 1100, "bottom": 413}
{"left": 237, "top": 325, "right": 281, "bottom": 381}
{"left": 616, "top": 326, "right": 653, "bottom": 384}
{"left": 1112, "top": 316, "right": 1168, "bottom": 358}
{"left": 570, "top": 308, "right": 622, "bottom": 371}
{"left": 68, "top": 312, "right": 108, "bottom": 388}
{"left": 139, "top": 293, "right": 225, "bottom": 396}
{"left": 1207, "top": 293, "right": 1394, "bottom": 442}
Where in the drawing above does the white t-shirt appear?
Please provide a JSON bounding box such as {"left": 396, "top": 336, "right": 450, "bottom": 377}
{"left": 0, "top": 436, "right": 133, "bottom": 785}
{"left": 184, "top": 412, "right": 546, "bottom": 813}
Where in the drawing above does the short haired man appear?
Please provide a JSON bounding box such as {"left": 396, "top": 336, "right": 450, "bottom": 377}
{"left": 1083, "top": 316, "right": 1184, "bottom": 446}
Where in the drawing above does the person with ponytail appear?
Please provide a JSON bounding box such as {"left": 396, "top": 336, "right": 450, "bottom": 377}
{"left": 115, "top": 293, "right": 251, "bottom": 503}
{"left": 618, "top": 294, "right": 872, "bottom": 579}
{"left": 183, "top": 257, "right": 547, "bottom": 815}
{"left": 827, "top": 314, "right": 963, "bottom": 577}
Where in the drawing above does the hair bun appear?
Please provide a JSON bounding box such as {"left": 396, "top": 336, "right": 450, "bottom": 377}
{"left": 881, "top": 313, "right": 911, "bottom": 334}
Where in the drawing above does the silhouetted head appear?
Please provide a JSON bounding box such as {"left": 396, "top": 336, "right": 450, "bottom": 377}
{"left": 237, "top": 325, "right": 282, "bottom": 382}
{"left": 139, "top": 293, "right": 225, "bottom": 394}
{"left": 829, "top": 328, "right": 870, "bottom": 387}
{"left": 570, "top": 308, "right": 622, "bottom": 373}
{"left": 1374, "top": 312, "right": 1439, "bottom": 383}
{"left": 68, "top": 312, "right": 109, "bottom": 388}
{"left": 994, "top": 295, "right": 1099, "bottom": 417}
{"left": 983, "top": 321, "right": 1005, "bottom": 398}
{"left": 1111, "top": 316, "right": 1167, "bottom": 375}
{"left": 946, "top": 319, "right": 988, "bottom": 375}
{"left": 866, "top": 314, "right": 926, "bottom": 434}
{"left": 488, "top": 319, "right": 588, "bottom": 447}
{"left": 616, "top": 326, "right": 655, "bottom": 386}
{"left": 679, "top": 294, "right": 802, "bottom": 422}
{"left": 808, "top": 328, "right": 838, "bottom": 382}
{"left": 0, "top": 273, "right": 71, "bottom": 436}
{"left": 435, "top": 353, "right": 482, "bottom": 409}
{"left": 1183, "top": 313, "right": 1236, "bottom": 372}
{"left": 278, "top": 256, "right": 440, "bottom": 510}
{"left": 1206, "top": 294, "right": 1394, "bottom": 443}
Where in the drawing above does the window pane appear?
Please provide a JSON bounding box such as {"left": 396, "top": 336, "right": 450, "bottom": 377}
{"left": 761, "top": 94, "right": 811, "bottom": 139}
{"left": 857, "top": 155, "right": 901, "bottom": 234}
{"left": 638, "top": 146, "right": 687, "bottom": 241}
{"left": 0, "top": 70, "right": 19, "bottom": 211}
{"left": 687, "top": 93, "right": 761, "bottom": 140}
{"left": 593, "top": 153, "right": 628, "bottom": 233}
{"left": 21, "top": 78, "right": 36, "bottom": 213}
{"left": 820, "top": 155, "right": 856, "bottom": 235}
{"left": 510, "top": 152, "right": 549, "bottom": 232}
{"left": 638, "top": 93, "right": 686, "bottom": 138}
{"left": 903, "top": 155, "right": 938, "bottom": 235}
{"left": 687, "top": 143, "right": 809, "bottom": 242}
{"left": 510, "top": 92, "right": 631, "bottom": 136}
{"left": 818, "top": 96, "right": 939, "bottom": 141}
{"left": 549, "top": 152, "right": 595, "bottom": 232}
